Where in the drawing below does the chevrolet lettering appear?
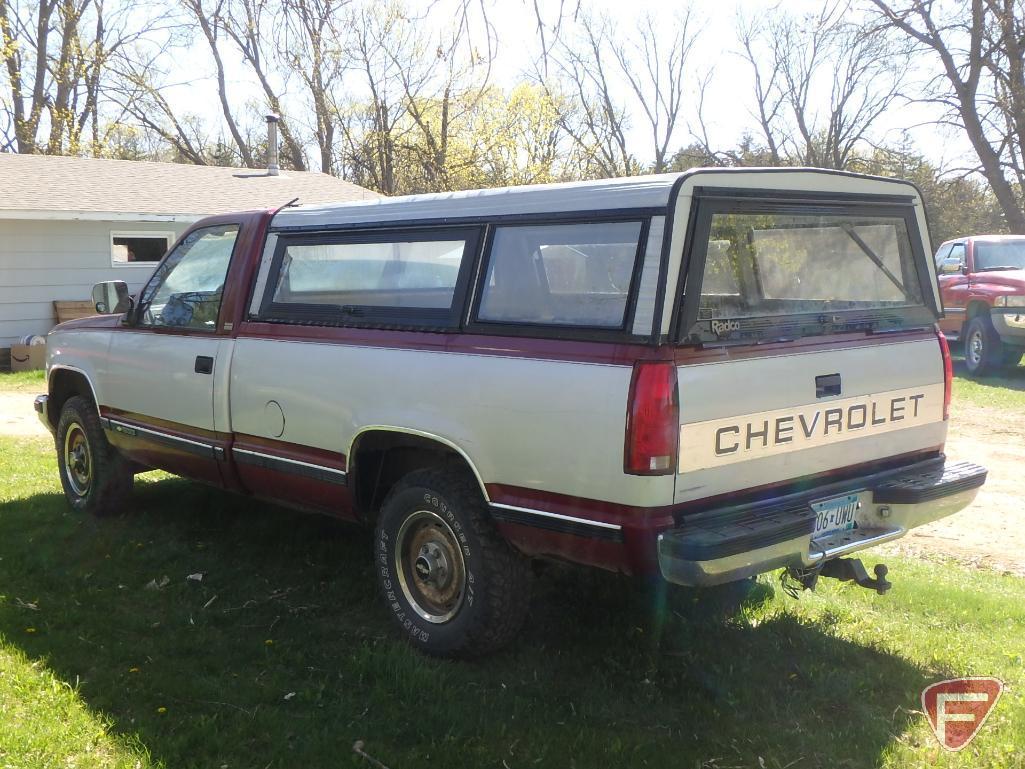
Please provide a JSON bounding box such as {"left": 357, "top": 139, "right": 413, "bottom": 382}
{"left": 34, "top": 168, "right": 987, "bottom": 657}
{"left": 693, "top": 385, "right": 942, "bottom": 471}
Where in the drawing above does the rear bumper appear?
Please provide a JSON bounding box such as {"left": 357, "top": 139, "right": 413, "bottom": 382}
{"left": 658, "top": 457, "right": 987, "bottom": 587}
{"left": 34, "top": 394, "right": 54, "bottom": 434}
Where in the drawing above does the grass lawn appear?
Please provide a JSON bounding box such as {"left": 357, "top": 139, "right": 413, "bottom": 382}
{"left": 1, "top": 369, "right": 45, "bottom": 393}
{"left": 0, "top": 430, "right": 1023, "bottom": 769}
{"left": 950, "top": 353, "right": 1025, "bottom": 411}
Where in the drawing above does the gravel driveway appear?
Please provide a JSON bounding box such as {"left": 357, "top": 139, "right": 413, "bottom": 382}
{"left": 0, "top": 391, "right": 45, "bottom": 437}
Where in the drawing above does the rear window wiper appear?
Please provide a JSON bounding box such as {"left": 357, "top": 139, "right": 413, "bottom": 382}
{"left": 975, "top": 265, "right": 1023, "bottom": 272}
{"left": 840, "top": 223, "right": 907, "bottom": 295}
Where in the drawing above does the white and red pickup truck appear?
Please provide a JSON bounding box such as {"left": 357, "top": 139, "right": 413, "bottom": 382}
{"left": 35, "top": 169, "right": 987, "bottom": 656}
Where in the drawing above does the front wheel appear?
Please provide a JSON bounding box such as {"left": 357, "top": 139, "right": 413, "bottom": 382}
{"left": 964, "top": 315, "right": 1005, "bottom": 376}
{"left": 374, "top": 467, "right": 531, "bottom": 657}
{"left": 56, "top": 396, "right": 133, "bottom": 516}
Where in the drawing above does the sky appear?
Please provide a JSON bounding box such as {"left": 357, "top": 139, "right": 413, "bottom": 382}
{"left": 167, "top": 0, "right": 977, "bottom": 173}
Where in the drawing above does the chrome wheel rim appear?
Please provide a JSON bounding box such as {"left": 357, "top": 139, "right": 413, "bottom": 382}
{"left": 394, "top": 510, "right": 466, "bottom": 624}
{"left": 968, "top": 329, "right": 984, "bottom": 368}
{"left": 63, "top": 422, "right": 92, "bottom": 497}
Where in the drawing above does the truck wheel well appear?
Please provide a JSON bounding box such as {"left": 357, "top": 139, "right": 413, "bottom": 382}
{"left": 962, "top": 301, "right": 992, "bottom": 339}
{"left": 349, "top": 431, "right": 484, "bottom": 523}
{"left": 48, "top": 369, "right": 96, "bottom": 425}
{"left": 966, "top": 301, "right": 990, "bottom": 321}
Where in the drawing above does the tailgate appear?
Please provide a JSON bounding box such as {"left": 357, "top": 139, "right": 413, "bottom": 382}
{"left": 674, "top": 334, "right": 946, "bottom": 504}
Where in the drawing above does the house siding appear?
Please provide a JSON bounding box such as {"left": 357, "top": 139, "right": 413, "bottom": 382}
{"left": 0, "top": 218, "right": 190, "bottom": 349}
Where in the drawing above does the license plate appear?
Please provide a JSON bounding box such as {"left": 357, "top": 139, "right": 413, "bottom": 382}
{"left": 811, "top": 493, "right": 862, "bottom": 539}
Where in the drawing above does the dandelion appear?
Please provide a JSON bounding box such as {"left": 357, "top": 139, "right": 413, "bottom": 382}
{"left": 157, "top": 707, "right": 167, "bottom": 714}
{"left": 24, "top": 627, "right": 36, "bottom": 634}
{"left": 129, "top": 667, "right": 140, "bottom": 673}
{"left": 264, "top": 639, "right": 274, "bottom": 646}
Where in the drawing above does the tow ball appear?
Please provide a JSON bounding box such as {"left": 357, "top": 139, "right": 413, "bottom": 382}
{"left": 786, "top": 558, "right": 892, "bottom": 595}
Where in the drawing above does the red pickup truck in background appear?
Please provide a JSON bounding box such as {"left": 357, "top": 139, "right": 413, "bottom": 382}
{"left": 935, "top": 235, "right": 1025, "bottom": 375}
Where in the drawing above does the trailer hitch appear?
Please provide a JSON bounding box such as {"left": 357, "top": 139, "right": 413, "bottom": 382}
{"left": 784, "top": 558, "right": 892, "bottom": 596}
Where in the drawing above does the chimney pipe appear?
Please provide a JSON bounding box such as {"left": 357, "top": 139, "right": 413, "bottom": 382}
{"left": 266, "top": 114, "right": 280, "bottom": 176}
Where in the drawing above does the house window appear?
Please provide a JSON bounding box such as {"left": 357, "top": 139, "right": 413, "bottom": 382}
{"left": 111, "top": 231, "right": 174, "bottom": 266}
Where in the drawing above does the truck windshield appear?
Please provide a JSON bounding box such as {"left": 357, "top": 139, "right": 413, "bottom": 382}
{"left": 684, "top": 206, "right": 933, "bottom": 343}
{"left": 974, "top": 240, "right": 1025, "bottom": 271}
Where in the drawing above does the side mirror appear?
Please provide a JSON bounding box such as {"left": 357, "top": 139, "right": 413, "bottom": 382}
{"left": 91, "top": 281, "right": 133, "bottom": 314}
{"left": 938, "top": 257, "right": 964, "bottom": 275}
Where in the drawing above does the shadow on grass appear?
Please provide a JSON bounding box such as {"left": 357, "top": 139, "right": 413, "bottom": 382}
{"left": 0, "top": 475, "right": 932, "bottom": 769}
{"left": 952, "top": 350, "right": 1025, "bottom": 391}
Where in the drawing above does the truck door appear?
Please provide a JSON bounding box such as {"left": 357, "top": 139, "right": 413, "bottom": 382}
{"left": 937, "top": 242, "right": 969, "bottom": 338}
{"left": 101, "top": 224, "right": 241, "bottom": 485}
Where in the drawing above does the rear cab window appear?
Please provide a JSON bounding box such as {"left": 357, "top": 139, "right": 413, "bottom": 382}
{"left": 677, "top": 192, "right": 938, "bottom": 345}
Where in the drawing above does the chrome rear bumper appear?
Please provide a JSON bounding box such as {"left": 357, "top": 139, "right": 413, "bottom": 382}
{"left": 658, "top": 458, "right": 987, "bottom": 587}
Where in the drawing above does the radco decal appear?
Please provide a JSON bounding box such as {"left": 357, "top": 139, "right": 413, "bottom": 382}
{"left": 678, "top": 383, "right": 945, "bottom": 473}
{"left": 711, "top": 319, "right": 741, "bottom": 337}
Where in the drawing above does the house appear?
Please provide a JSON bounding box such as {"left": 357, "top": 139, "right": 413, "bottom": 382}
{"left": 0, "top": 151, "right": 378, "bottom": 367}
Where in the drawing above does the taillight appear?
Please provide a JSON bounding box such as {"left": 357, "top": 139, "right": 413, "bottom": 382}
{"left": 935, "top": 324, "right": 952, "bottom": 420}
{"left": 625, "top": 361, "right": 679, "bottom": 475}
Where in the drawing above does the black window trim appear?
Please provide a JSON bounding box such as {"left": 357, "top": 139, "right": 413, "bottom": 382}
{"left": 463, "top": 216, "right": 652, "bottom": 342}
{"left": 671, "top": 192, "right": 941, "bottom": 345}
{"left": 256, "top": 225, "right": 483, "bottom": 331}
{"left": 133, "top": 222, "right": 243, "bottom": 334}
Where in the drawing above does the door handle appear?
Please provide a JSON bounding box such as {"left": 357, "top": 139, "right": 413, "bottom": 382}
{"left": 194, "top": 355, "right": 214, "bottom": 374}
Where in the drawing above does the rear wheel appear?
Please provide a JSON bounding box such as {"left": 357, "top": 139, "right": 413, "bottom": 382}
{"left": 964, "top": 315, "right": 1006, "bottom": 376}
{"left": 56, "top": 396, "right": 133, "bottom": 516}
{"left": 374, "top": 467, "right": 531, "bottom": 657}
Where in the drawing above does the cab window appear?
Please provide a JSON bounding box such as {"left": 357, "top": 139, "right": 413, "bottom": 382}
{"left": 137, "top": 225, "right": 240, "bottom": 332}
{"left": 475, "top": 221, "right": 644, "bottom": 328}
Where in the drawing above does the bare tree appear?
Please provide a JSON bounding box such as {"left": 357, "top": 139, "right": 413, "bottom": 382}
{"left": 179, "top": 0, "right": 254, "bottom": 166}
{"left": 333, "top": 2, "right": 413, "bottom": 193}
{"left": 0, "top": 0, "right": 58, "bottom": 152}
{"left": 218, "top": 0, "right": 307, "bottom": 170}
{"left": 610, "top": 11, "right": 696, "bottom": 173}
{"left": 540, "top": 14, "right": 637, "bottom": 178}
{"left": 736, "top": 1, "right": 908, "bottom": 170}
{"left": 333, "top": 0, "right": 496, "bottom": 194}
{"left": 533, "top": 6, "right": 698, "bottom": 177}
{"left": 1, "top": 0, "right": 167, "bottom": 155}
{"left": 872, "top": 0, "right": 1025, "bottom": 232}
{"left": 277, "top": 0, "right": 348, "bottom": 174}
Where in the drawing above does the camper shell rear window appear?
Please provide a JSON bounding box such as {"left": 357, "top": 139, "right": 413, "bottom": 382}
{"left": 676, "top": 191, "right": 938, "bottom": 344}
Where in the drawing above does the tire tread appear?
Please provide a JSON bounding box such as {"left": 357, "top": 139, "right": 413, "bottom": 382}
{"left": 379, "top": 465, "right": 531, "bottom": 657}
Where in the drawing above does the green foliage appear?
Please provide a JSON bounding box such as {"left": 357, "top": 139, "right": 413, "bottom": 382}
{"left": 951, "top": 357, "right": 1025, "bottom": 410}
{"left": 861, "top": 146, "right": 1007, "bottom": 249}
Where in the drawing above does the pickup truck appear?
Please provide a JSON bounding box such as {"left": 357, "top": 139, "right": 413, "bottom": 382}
{"left": 35, "top": 169, "right": 988, "bottom": 657}
{"left": 934, "top": 234, "right": 1025, "bottom": 375}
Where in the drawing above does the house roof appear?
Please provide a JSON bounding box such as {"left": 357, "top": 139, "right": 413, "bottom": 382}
{"left": 0, "top": 152, "right": 379, "bottom": 222}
